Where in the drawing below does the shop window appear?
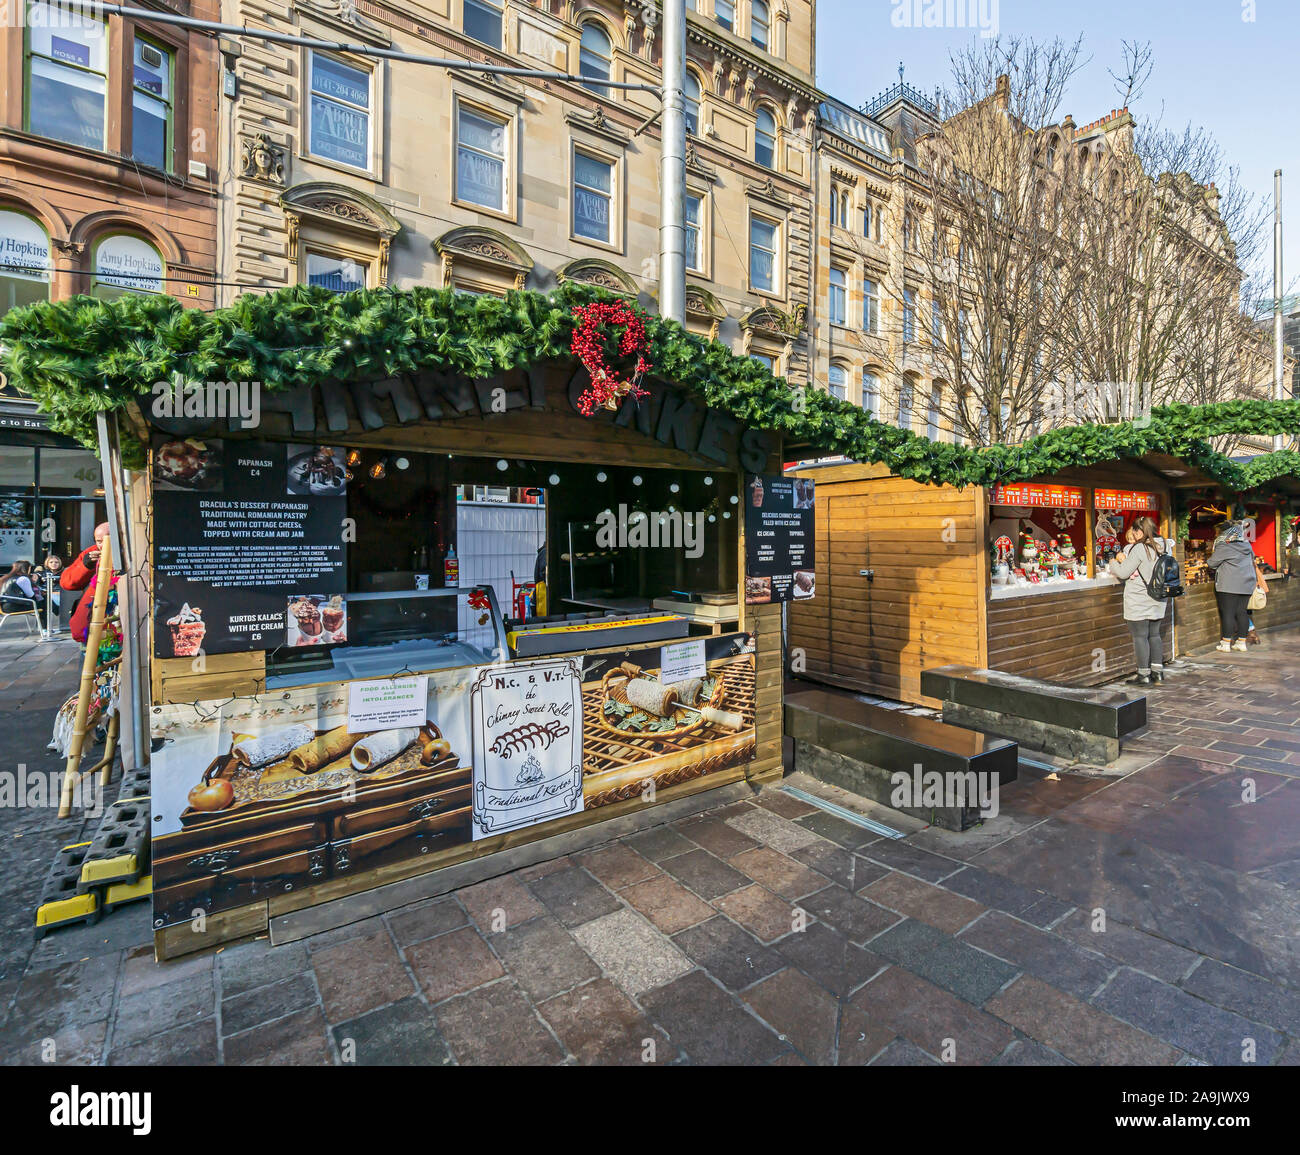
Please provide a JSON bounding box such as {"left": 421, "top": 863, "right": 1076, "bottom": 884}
{"left": 828, "top": 267, "right": 846, "bottom": 326}
{"left": 716, "top": 0, "right": 735, "bottom": 32}
{"left": 827, "top": 364, "right": 847, "bottom": 401}
{"left": 749, "top": 214, "right": 778, "bottom": 293}
{"left": 685, "top": 193, "right": 703, "bottom": 272}
{"left": 92, "top": 233, "right": 164, "bottom": 297}
{"left": 306, "top": 251, "right": 368, "bottom": 293}
{"left": 573, "top": 150, "right": 615, "bottom": 245}
{"left": 0, "top": 211, "right": 51, "bottom": 317}
{"left": 862, "top": 370, "right": 880, "bottom": 419}
{"left": 579, "top": 23, "right": 612, "bottom": 93}
{"left": 25, "top": 0, "right": 108, "bottom": 151}
{"left": 132, "top": 37, "right": 173, "bottom": 171}
{"left": 307, "top": 51, "right": 371, "bottom": 170}
{"left": 684, "top": 72, "right": 701, "bottom": 136}
{"left": 456, "top": 105, "right": 509, "bottom": 212}
{"left": 751, "top": 0, "right": 770, "bottom": 49}
{"left": 863, "top": 278, "right": 880, "bottom": 334}
{"left": 755, "top": 107, "right": 776, "bottom": 169}
{"left": 464, "top": 0, "right": 503, "bottom": 49}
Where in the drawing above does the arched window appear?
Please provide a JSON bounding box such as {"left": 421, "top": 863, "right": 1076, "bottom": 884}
{"left": 827, "top": 364, "right": 847, "bottom": 400}
{"left": 0, "top": 210, "right": 51, "bottom": 317}
{"left": 755, "top": 107, "right": 776, "bottom": 169}
{"left": 861, "top": 370, "right": 880, "bottom": 418}
{"left": 684, "top": 72, "right": 701, "bottom": 136}
{"left": 92, "top": 233, "right": 164, "bottom": 298}
{"left": 751, "top": 1, "right": 770, "bottom": 50}
{"left": 579, "top": 23, "right": 612, "bottom": 92}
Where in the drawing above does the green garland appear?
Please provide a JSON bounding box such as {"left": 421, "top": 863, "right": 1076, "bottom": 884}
{"left": 2, "top": 282, "right": 1298, "bottom": 493}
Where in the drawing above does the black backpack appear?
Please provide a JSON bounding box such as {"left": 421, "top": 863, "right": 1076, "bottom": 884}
{"left": 1145, "top": 546, "right": 1184, "bottom": 600}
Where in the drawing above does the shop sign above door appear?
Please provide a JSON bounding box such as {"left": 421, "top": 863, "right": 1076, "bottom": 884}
{"left": 147, "top": 370, "right": 775, "bottom": 474}
{"left": 989, "top": 483, "right": 1085, "bottom": 509}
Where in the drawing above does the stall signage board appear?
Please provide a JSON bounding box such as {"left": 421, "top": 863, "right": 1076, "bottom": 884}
{"left": 989, "top": 483, "right": 1085, "bottom": 509}
{"left": 347, "top": 676, "right": 429, "bottom": 732}
{"left": 743, "top": 474, "right": 816, "bottom": 604}
{"left": 470, "top": 657, "right": 584, "bottom": 840}
{"left": 1094, "top": 489, "right": 1159, "bottom": 512}
{"left": 660, "top": 638, "right": 707, "bottom": 684}
{"left": 151, "top": 437, "right": 348, "bottom": 657}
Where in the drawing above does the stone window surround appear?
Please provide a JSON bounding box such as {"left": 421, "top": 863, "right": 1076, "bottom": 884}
{"left": 450, "top": 90, "right": 518, "bottom": 224}
{"left": 300, "top": 45, "right": 384, "bottom": 181}
{"left": 569, "top": 138, "right": 625, "bottom": 254}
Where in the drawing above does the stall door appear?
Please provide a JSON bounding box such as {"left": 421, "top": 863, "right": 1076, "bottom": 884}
{"left": 827, "top": 495, "right": 877, "bottom": 683}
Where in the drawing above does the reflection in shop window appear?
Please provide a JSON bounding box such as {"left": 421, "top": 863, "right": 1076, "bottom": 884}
{"left": 25, "top": 0, "right": 108, "bottom": 151}
{"left": 306, "top": 252, "right": 368, "bottom": 293}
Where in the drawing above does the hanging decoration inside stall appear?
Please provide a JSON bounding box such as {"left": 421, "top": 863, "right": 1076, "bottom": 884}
{"left": 151, "top": 437, "right": 348, "bottom": 656}
{"left": 570, "top": 299, "right": 652, "bottom": 415}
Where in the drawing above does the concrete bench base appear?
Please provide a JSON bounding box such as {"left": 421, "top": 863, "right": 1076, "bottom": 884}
{"left": 940, "top": 701, "right": 1120, "bottom": 765}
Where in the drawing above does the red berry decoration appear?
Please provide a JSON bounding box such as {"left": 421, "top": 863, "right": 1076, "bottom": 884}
{"left": 570, "top": 300, "right": 653, "bottom": 415}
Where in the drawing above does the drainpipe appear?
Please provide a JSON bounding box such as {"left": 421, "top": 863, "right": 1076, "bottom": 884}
{"left": 660, "top": 0, "right": 687, "bottom": 323}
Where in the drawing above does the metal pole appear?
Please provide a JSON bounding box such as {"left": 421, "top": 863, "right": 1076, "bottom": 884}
{"left": 1274, "top": 169, "right": 1285, "bottom": 453}
{"left": 659, "top": 0, "right": 687, "bottom": 324}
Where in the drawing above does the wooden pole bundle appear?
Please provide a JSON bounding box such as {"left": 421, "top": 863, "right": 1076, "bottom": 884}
{"left": 58, "top": 540, "right": 114, "bottom": 818}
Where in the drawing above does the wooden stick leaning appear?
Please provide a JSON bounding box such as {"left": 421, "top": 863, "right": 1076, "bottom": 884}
{"left": 58, "top": 540, "right": 114, "bottom": 818}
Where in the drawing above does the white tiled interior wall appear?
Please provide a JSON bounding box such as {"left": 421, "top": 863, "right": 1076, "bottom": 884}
{"left": 456, "top": 501, "right": 547, "bottom": 619}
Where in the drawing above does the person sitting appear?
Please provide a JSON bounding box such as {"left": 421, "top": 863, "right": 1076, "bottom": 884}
{"left": 1, "top": 561, "right": 39, "bottom": 609}
{"left": 61, "top": 524, "right": 114, "bottom": 644}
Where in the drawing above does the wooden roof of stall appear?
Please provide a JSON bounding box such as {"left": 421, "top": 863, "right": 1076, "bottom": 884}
{"left": 1, "top": 282, "right": 1299, "bottom": 493}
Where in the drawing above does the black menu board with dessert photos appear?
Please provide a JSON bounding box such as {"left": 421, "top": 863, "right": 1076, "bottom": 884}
{"left": 743, "top": 473, "right": 815, "bottom": 604}
{"left": 152, "top": 437, "right": 349, "bottom": 657}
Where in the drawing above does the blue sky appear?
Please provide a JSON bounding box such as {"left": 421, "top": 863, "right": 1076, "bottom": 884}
{"left": 815, "top": 0, "right": 1300, "bottom": 296}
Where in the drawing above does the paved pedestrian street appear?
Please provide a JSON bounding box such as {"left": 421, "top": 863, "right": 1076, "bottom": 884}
{"left": 1, "top": 628, "right": 1298, "bottom": 1066}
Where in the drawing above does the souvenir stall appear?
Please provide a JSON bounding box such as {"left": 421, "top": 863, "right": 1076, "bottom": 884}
{"left": 785, "top": 454, "right": 1238, "bottom": 704}
{"left": 9, "top": 287, "right": 820, "bottom": 957}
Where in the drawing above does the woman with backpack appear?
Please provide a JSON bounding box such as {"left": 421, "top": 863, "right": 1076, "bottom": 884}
{"left": 1206, "top": 521, "right": 1258, "bottom": 652}
{"left": 1110, "top": 516, "right": 1170, "bottom": 685}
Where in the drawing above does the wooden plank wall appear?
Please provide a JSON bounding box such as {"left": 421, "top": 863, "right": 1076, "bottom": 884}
{"left": 986, "top": 584, "right": 1162, "bottom": 684}
{"left": 787, "top": 465, "right": 985, "bottom": 705}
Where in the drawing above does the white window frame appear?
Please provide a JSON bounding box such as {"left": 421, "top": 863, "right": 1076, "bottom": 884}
{"left": 902, "top": 288, "right": 916, "bottom": 343}
{"left": 571, "top": 145, "right": 619, "bottom": 250}
{"left": 828, "top": 267, "right": 846, "bottom": 326}
{"left": 715, "top": 0, "right": 735, "bottom": 32}
{"left": 863, "top": 278, "right": 880, "bottom": 334}
{"left": 306, "top": 49, "right": 373, "bottom": 173}
{"left": 898, "top": 378, "right": 915, "bottom": 430}
{"left": 453, "top": 99, "right": 512, "bottom": 217}
{"left": 861, "top": 370, "right": 880, "bottom": 419}
{"left": 827, "top": 364, "right": 847, "bottom": 401}
{"left": 579, "top": 22, "right": 613, "bottom": 94}
{"left": 464, "top": 0, "right": 504, "bottom": 50}
{"left": 685, "top": 191, "right": 705, "bottom": 274}
{"left": 755, "top": 107, "right": 776, "bottom": 169}
{"left": 751, "top": 0, "right": 770, "bottom": 49}
{"left": 748, "top": 211, "right": 780, "bottom": 295}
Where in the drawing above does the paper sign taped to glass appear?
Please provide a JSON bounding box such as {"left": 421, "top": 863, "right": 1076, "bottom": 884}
{"left": 470, "top": 657, "right": 585, "bottom": 839}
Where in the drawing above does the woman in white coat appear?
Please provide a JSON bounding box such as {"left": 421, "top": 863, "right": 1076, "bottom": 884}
{"left": 1110, "top": 516, "right": 1170, "bottom": 686}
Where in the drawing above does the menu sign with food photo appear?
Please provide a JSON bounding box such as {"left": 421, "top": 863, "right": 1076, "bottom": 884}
{"left": 470, "top": 657, "right": 584, "bottom": 840}
{"left": 148, "top": 669, "right": 475, "bottom": 928}
{"left": 743, "top": 474, "right": 815, "bottom": 603}
{"left": 151, "top": 437, "right": 348, "bottom": 657}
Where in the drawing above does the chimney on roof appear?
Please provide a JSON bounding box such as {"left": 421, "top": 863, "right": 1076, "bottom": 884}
{"left": 995, "top": 73, "right": 1010, "bottom": 109}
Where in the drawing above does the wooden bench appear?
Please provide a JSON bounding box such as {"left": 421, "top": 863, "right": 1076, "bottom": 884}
{"left": 785, "top": 688, "right": 1018, "bottom": 832}
{"left": 920, "top": 665, "right": 1146, "bottom": 765}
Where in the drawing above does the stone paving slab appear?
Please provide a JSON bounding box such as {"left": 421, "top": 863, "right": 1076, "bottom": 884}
{"left": 3, "top": 629, "right": 1300, "bottom": 1064}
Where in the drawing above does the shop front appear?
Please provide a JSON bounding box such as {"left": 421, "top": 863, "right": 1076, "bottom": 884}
{"left": 130, "top": 333, "right": 814, "bottom": 956}
{"left": 787, "top": 452, "right": 1300, "bottom": 706}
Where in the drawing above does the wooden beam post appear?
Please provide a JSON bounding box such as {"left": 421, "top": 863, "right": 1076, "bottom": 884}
{"left": 58, "top": 540, "right": 114, "bottom": 818}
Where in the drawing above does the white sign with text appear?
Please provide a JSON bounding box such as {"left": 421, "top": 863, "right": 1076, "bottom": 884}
{"left": 659, "top": 638, "right": 707, "bottom": 684}
{"left": 346, "top": 676, "right": 428, "bottom": 733}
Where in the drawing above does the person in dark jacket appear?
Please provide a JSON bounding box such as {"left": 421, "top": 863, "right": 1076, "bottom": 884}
{"left": 60, "top": 523, "right": 112, "bottom": 644}
{"left": 1206, "top": 521, "right": 1257, "bottom": 652}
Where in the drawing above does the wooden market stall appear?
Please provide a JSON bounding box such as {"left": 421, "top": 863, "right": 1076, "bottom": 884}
{"left": 0, "top": 283, "right": 832, "bottom": 955}
{"left": 788, "top": 452, "right": 1300, "bottom": 707}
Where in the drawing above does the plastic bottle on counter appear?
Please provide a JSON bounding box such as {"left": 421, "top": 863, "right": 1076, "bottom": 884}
{"left": 444, "top": 544, "right": 459, "bottom": 587}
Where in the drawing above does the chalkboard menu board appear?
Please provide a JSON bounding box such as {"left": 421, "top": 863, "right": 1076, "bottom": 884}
{"left": 152, "top": 437, "right": 348, "bottom": 657}
{"left": 743, "top": 473, "right": 815, "bottom": 604}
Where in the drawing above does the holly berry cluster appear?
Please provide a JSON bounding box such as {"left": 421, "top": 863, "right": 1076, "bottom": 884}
{"left": 570, "top": 300, "right": 653, "bottom": 415}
